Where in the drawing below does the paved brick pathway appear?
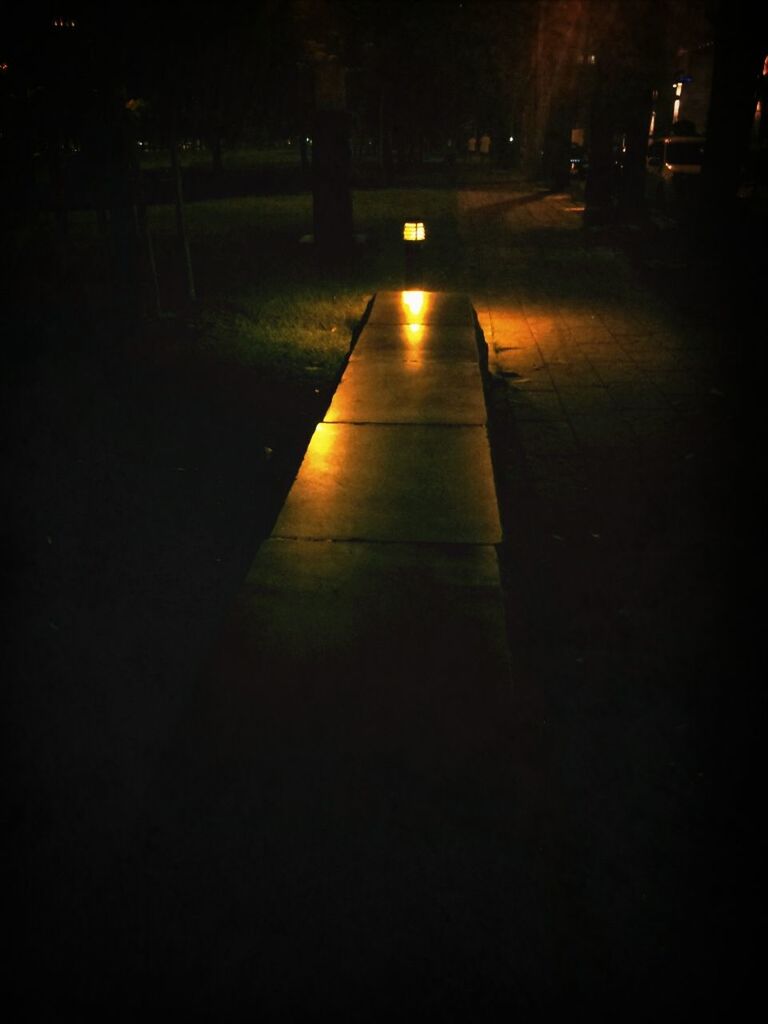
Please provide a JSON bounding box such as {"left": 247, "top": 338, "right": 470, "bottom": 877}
{"left": 456, "top": 186, "right": 754, "bottom": 1017}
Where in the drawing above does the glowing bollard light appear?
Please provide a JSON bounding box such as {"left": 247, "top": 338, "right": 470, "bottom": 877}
{"left": 403, "top": 221, "right": 426, "bottom": 242}
{"left": 403, "top": 220, "right": 426, "bottom": 286}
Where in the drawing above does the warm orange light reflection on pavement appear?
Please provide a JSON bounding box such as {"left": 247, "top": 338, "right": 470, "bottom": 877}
{"left": 304, "top": 421, "right": 338, "bottom": 468}
{"left": 402, "top": 290, "right": 426, "bottom": 321}
{"left": 405, "top": 323, "right": 425, "bottom": 370}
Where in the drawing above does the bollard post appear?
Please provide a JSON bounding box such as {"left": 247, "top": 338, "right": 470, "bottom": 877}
{"left": 403, "top": 220, "right": 426, "bottom": 286}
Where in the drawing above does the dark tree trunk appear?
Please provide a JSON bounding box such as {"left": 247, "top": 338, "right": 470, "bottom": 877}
{"left": 616, "top": 93, "right": 653, "bottom": 222}
{"left": 584, "top": 72, "right": 616, "bottom": 226}
{"left": 700, "top": 1, "right": 767, "bottom": 226}
{"left": 100, "top": 93, "right": 143, "bottom": 326}
{"left": 543, "top": 100, "right": 572, "bottom": 191}
{"left": 312, "top": 107, "right": 353, "bottom": 257}
{"left": 170, "top": 122, "right": 196, "bottom": 304}
{"left": 311, "top": 59, "right": 353, "bottom": 260}
{"left": 46, "top": 119, "right": 69, "bottom": 243}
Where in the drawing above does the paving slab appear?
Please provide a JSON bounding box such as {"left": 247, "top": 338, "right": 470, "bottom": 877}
{"left": 365, "top": 290, "right": 476, "bottom": 327}
{"left": 505, "top": 390, "right": 565, "bottom": 421}
{"left": 555, "top": 385, "right": 616, "bottom": 416}
{"left": 325, "top": 357, "right": 486, "bottom": 425}
{"left": 205, "top": 538, "right": 512, "bottom": 755}
{"left": 605, "top": 381, "right": 671, "bottom": 410}
{"left": 350, "top": 324, "right": 479, "bottom": 362}
{"left": 151, "top": 530, "right": 515, "bottom": 1017}
{"left": 568, "top": 413, "right": 636, "bottom": 447}
{"left": 273, "top": 422, "right": 502, "bottom": 544}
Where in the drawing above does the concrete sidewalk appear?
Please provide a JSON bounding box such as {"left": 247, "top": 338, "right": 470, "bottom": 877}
{"left": 145, "top": 290, "right": 520, "bottom": 1018}
{"left": 202, "top": 288, "right": 513, "bottom": 769}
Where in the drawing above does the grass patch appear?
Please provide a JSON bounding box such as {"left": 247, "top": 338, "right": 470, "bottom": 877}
{"left": 3, "top": 184, "right": 466, "bottom": 391}
{"left": 137, "top": 187, "right": 463, "bottom": 379}
{"left": 193, "top": 293, "right": 361, "bottom": 377}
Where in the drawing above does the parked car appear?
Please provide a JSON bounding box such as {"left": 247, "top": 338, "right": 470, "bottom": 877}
{"left": 646, "top": 135, "right": 705, "bottom": 213}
